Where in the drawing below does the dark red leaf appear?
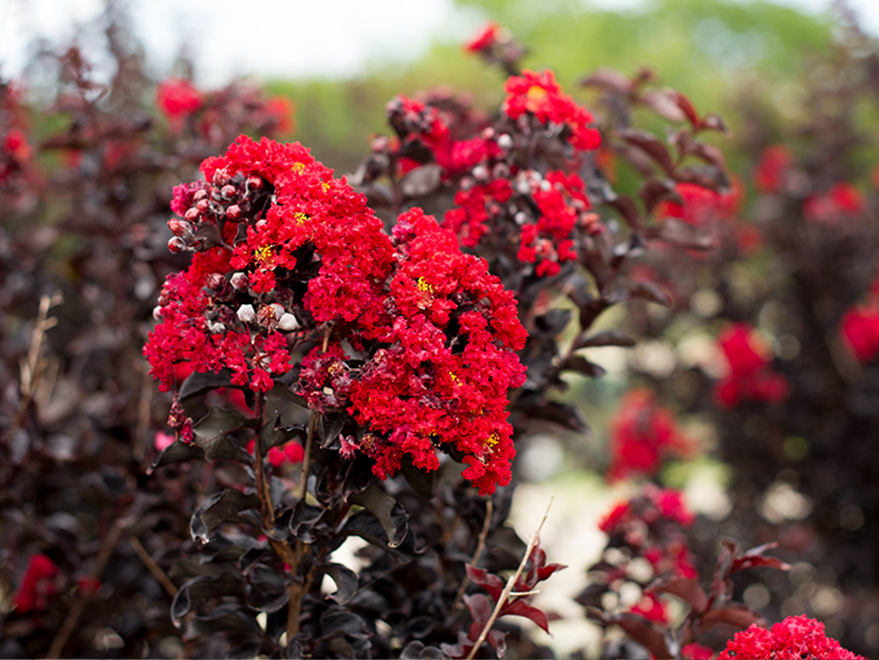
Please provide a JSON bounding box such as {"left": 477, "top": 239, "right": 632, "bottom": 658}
{"left": 610, "top": 613, "right": 672, "bottom": 659}
{"left": 648, "top": 577, "right": 708, "bottom": 614}
{"left": 640, "top": 90, "right": 687, "bottom": 123}
{"left": 701, "top": 604, "right": 765, "bottom": 631}
{"left": 500, "top": 598, "right": 550, "bottom": 633}
{"left": 580, "top": 69, "right": 631, "bottom": 93}
{"left": 666, "top": 89, "right": 700, "bottom": 127}
{"left": 466, "top": 565, "right": 505, "bottom": 602}
{"left": 463, "top": 593, "right": 493, "bottom": 627}
{"left": 619, "top": 129, "right": 675, "bottom": 175}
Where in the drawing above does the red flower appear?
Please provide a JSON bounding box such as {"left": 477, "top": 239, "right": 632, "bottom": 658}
{"left": 754, "top": 145, "right": 792, "bottom": 194}
{"left": 655, "top": 182, "right": 733, "bottom": 226}
{"left": 630, "top": 593, "right": 668, "bottom": 624}
{"left": 156, "top": 78, "right": 203, "bottom": 120}
{"left": 840, "top": 306, "right": 879, "bottom": 363}
{"left": 15, "top": 554, "right": 59, "bottom": 614}
{"left": 682, "top": 642, "right": 715, "bottom": 659}
{"left": 719, "top": 615, "right": 863, "bottom": 660}
{"left": 464, "top": 22, "right": 502, "bottom": 53}
{"left": 713, "top": 324, "right": 789, "bottom": 408}
{"left": 503, "top": 70, "right": 601, "bottom": 151}
{"left": 607, "top": 389, "right": 693, "bottom": 481}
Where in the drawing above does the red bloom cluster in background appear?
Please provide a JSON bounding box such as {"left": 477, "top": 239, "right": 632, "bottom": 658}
{"left": 839, "top": 266, "right": 879, "bottom": 363}
{"left": 803, "top": 182, "right": 865, "bottom": 224}
{"left": 607, "top": 388, "right": 693, "bottom": 481}
{"left": 713, "top": 323, "right": 789, "bottom": 408}
{"left": 464, "top": 22, "right": 503, "bottom": 54}
{"left": 655, "top": 181, "right": 736, "bottom": 227}
{"left": 754, "top": 144, "right": 793, "bottom": 194}
{"left": 155, "top": 78, "right": 295, "bottom": 140}
{"left": 598, "top": 486, "right": 698, "bottom": 580}
{"left": 503, "top": 69, "right": 601, "bottom": 151}
{"left": 719, "top": 615, "right": 864, "bottom": 659}
{"left": 146, "top": 136, "right": 526, "bottom": 494}
{"left": 14, "top": 554, "right": 59, "bottom": 614}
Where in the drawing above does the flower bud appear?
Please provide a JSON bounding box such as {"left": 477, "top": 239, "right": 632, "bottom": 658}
{"left": 237, "top": 304, "right": 256, "bottom": 323}
{"left": 184, "top": 207, "right": 200, "bottom": 221}
{"left": 168, "top": 236, "right": 187, "bottom": 253}
{"left": 206, "top": 273, "right": 225, "bottom": 291}
{"left": 153, "top": 305, "right": 164, "bottom": 320}
{"left": 193, "top": 189, "right": 208, "bottom": 202}
{"left": 497, "top": 133, "right": 513, "bottom": 150}
{"left": 230, "top": 272, "right": 247, "bottom": 290}
{"left": 278, "top": 312, "right": 300, "bottom": 331}
{"left": 167, "top": 218, "right": 189, "bottom": 236}
{"left": 195, "top": 198, "right": 210, "bottom": 212}
{"left": 225, "top": 204, "right": 242, "bottom": 221}
{"left": 246, "top": 176, "right": 263, "bottom": 191}
{"left": 221, "top": 184, "right": 237, "bottom": 199}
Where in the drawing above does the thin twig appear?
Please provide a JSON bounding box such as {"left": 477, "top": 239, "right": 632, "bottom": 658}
{"left": 46, "top": 519, "right": 123, "bottom": 659}
{"left": 452, "top": 499, "right": 494, "bottom": 610}
{"left": 464, "top": 494, "right": 555, "bottom": 660}
{"left": 299, "top": 414, "right": 318, "bottom": 501}
{"left": 129, "top": 536, "right": 177, "bottom": 597}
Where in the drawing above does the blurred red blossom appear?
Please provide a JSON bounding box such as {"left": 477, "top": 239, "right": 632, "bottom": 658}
{"left": 15, "top": 554, "right": 59, "bottom": 614}
{"left": 719, "top": 615, "right": 864, "bottom": 660}
{"left": 714, "top": 323, "right": 789, "bottom": 408}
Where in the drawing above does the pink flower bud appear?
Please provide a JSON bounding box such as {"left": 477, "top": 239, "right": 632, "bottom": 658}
{"left": 246, "top": 176, "right": 263, "bottom": 190}
{"left": 196, "top": 199, "right": 210, "bottom": 212}
{"left": 225, "top": 204, "right": 242, "bottom": 221}
{"left": 221, "top": 184, "right": 237, "bottom": 199}
{"left": 206, "top": 273, "right": 225, "bottom": 290}
{"left": 153, "top": 306, "right": 164, "bottom": 320}
{"left": 184, "top": 207, "right": 200, "bottom": 221}
{"left": 167, "top": 218, "right": 189, "bottom": 236}
{"left": 193, "top": 189, "right": 208, "bottom": 202}
{"left": 168, "top": 236, "right": 186, "bottom": 253}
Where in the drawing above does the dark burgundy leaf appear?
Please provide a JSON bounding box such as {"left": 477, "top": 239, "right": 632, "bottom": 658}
{"left": 190, "top": 489, "right": 260, "bottom": 544}
{"left": 501, "top": 598, "right": 551, "bottom": 633}
{"left": 348, "top": 482, "right": 409, "bottom": 548}
{"left": 399, "top": 163, "right": 442, "bottom": 199}
{"left": 689, "top": 141, "right": 727, "bottom": 170}
{"left": 639, "top": 178, "right": 678, "bottom": 214}
{"left": 666, "top": 89, "right": 700, "bottom": 127}
{"left": 629, "top": 279, "right": 673, "bottom": 307}
{"left": 466, "top": 565, "right": 505, "bottom": 602}
{"left": 700, "top": 113, "right": 729, "bottom": 134}
{"left": 463, "top": 593, "right": 494, "bottom": 626}
{"left": 575, "top": 329, "right": 637, "bottom": 349}
{"left": 640, "top": 90, "right": 687, "bottom": 123}
{"left": 648, "top": 577, "right": 708, "bottom": 614}
{"left": 535, "top": 308, "right": 573, "bottom": 335}
{"left": 487, "top": 629, "right": 507, "bottom": 658}
{"left": 560, "top": 355, "right": 607, "bottom": 379}
{"left": 319, "top": 563, "right": 358, "bottom": 605}
{"left": 650, "top": 218, "right": 714, "bottom": 251}
{"left": 318, "top": 413, "right": 347, "bottom": 449}
{"left": 608, "top": 195, "right": 641, "bottom": 229}
{"left": 191, "top": 408, "right": 256, "bottom": 465}
{"left": 619, "top": 129, "right": 675, "bottom": 175}
{"left": 701, "top": 604, "right": 765, "bottom": 631}
{"left": 179, "top": 369, "right": 235, "bottom": 402}
{"left": 580, "top": 68, "right": 631, "bottom": 93}
{"left": 288, "top": 500, "right": 324, "bottom": 543}
{"left": 528, "top": 400, "right": 589, "bottom": 432}
{"left": 149, "top": 440, "right": 205, "bottom": 473}
{"left": 258, "top": 415, "right": 306, "bottom": 454}
{"left": 171, "top": 573, "right": 245, "bottom": 627}
{"left": 731, "top": 542, "right": 791, "bottom": 574}
{"left": 608, "top": 613, "right": 672, "bottom": 660}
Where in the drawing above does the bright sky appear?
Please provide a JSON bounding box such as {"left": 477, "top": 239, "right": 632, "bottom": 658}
{"left": 1, "top": 0, "right": 878, "bottom": 85}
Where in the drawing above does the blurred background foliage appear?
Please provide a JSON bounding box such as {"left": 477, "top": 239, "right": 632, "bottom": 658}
{"left": 268, "top": 0, "right": 836, "bottom": 176}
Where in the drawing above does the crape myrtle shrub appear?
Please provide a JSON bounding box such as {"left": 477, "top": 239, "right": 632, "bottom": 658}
{"left": 0, "top": 10, "right": 863, "bottom": 660}
{"left": 613, "top": 11, "right": 879, "bottom": 659}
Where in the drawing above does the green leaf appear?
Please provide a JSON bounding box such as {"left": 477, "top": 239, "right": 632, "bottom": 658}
{"left": 192, "top": 408, "right": 256, "bottom": 465}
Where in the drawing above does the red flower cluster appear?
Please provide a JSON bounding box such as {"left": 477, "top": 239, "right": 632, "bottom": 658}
{"left": 841, "top": 306, "right": 879, "bottom": 363}
{"left": 803, "top": 182, "right": 865, "bottom": 224}
{"left": 503, "top": 69, "right": 601, "bottom": 151}
{"left": 598, "top": 486, "right": 697, "bottom": 580}
{"left": 15, "top": 554, "right": 59, "bottom": 614}
{"left": 147, "top": 136, "right": 526, "bottom": 494}
{"left": 719, "top": 615, "right": 864, "bottom": 660}
{"left": 156, "top": 78, "right": 203, "bottom": 120}
{"left": 298, "top": 208, "right": 527, "bottom": 494}
{"left": 754, "top": 145, "right": 792, "bottom": 194}
{"left": 714, "top": 324, "right": 789, "bottom": 408}
{"left": 607, "top": 388, "right": 693, "bottom": 481}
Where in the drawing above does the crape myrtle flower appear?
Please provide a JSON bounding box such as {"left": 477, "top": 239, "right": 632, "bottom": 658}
{"left": 464, "top": 22, "right": 503, "bottom": 54}
{"left": 146, "top": 136, "right": 527, "bottom": 495}
{"left": 156, "top": 78, "right": 203, "bottom": 120}
{"left": 754, "top": 144, "right": 793, "bottom": 194}
{"left": 607, "top": 388, "right": 693, "bottom": 482}
{"left": 14, "top": 554, "right": 59, "bottom": 614}
{"left": 713, "top": 323, "right": 789, "bottom": 408}
{"left": 840, "top": 305, "right": 879, "bottom": 363}
{"left": 718, "top": 614, "right": 864, "bottom": 660}
{"left": 803, "top": 182, "right": 865, "bottom": 224}
{"left": 502, "top": 69, "right": 601, "bottom": 152}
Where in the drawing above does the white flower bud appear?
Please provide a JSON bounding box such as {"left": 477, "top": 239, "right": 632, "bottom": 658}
{"left": 278, "top": 312, "right": 300, "bottom": 331}
{"left": 270, "top": 303, "right": 285, "bottom": 319}
{"left": 497, "top": 133, "right": 513, "bottom": 150}
{"left": 230, "top": 272, "right": 247, "bottom": 289}
{"left": 237, "top": 304, "right": 256, "bottom": 323}
{"left": 153, "top": 306, "right": 164, "bottom": 320}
